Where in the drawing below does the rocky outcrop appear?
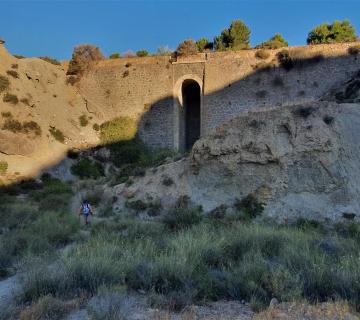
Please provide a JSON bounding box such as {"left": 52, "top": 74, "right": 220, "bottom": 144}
{"left": 113, "top": 102, "right": 360, "bottom": 223}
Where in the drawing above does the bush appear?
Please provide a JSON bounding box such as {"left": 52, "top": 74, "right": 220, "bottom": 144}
{"left": 49, "top": 127, "right": 65, "bottom": 143}
{"left": 272, "top": 75, "right": 284, "bottom": 87}
{"left": 92, "top": 123, "right": 100, "bottom": 131}
{"left": 71, "top": 158, "right": 104, "bottom": 179}
{"left": 0, "top": 161, "right": 8, "bottom": 175}
{"left": 109, "top": 53, "right": 120, "bottom": 59}
{"left": 2, "top": 118, "right": 22, "bottom": 132}
{"left": 176, "top": 39, "right": 198, "bottom": 56}
{"left": 66, "top": 75, "right": 77, "bottom": 86}
{"left": 256, "top": 33, "right": 288, "bottom": 49}
{"left": 14, "top": 54, "right": 26, "bottom": 59}
{"left": 23, "top": 121, "right": 41, "bottom": 136}
{"left": 255, "top": 90, "right": 267, "bottom": 98}
{"left": 162, "top": 176, "right": 174, "bottom": 186}
{"left": 6, "top": 70, "right": 18, "bottom": 78}
{"left": 20, "top": 97, "right": 30, "bottom": 106}
{"left": 162, "top": 208, "right": 202, "bottom": 230}
{"left": 0, "top": 75, "right": 10, "bottom": 93}
{"left": 307, "top": 20, "right": 356, "bottom": 44}
{"left": 79, "top": 114, "right": 89, "bottom": 127}
{"left": 136, "top": 50, "right": 149, "bottom": 57}
{"left": 196, "top": 38, "right": 213, "bottom": 52}
{"left": 100, "top": 117, "right": 137, "bottom": 145}
{"left": 67, "top": 44, "right": 105, "bottom": 78}
{"left": 20, "top": 295, "right": 77, "bottom": 320}
{"left": 348, "top": 45, "right": 360, "bottom": 55}
{"left": 87, "top": 289, "right": 132, "bottom": 320}
{"left": 255, "top": 49, "right": 270, "bottom": 59}
{"left": 3, "top": 93, "right": 18, "bottom": 104}
{"left": 1, "top": 111, "right": 12, "bottom": 117}
{"left": 234, "top": 194, "right": 263, "bottom": 220}
{"left": 39, "top": 56, "right": 61, "bottom": 66}
{"left": 214, "top": 20, "right": 250, "bottom": 51}
{"left": 2, "top": 118, "right": 41, "bottom": 136}
{"left": 277, "top": 48, "right": 324, "bottom": 71}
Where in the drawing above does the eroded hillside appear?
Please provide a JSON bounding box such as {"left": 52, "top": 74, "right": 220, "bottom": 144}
{"left": 0, "top": 44, "right": 99, "bottom": 183}
{"left": 112, "top": 101, "right": 360, "bottom": 223}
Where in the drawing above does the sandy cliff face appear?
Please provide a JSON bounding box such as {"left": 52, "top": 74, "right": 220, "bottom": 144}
{"left": 0, "top": 44, "right": 99, "bottom": 183}
{"left": 113, "top": 102, "right": 360, "bottom": 222}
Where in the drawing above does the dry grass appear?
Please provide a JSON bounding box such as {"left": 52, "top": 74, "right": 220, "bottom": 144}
{"left": 20, "top": 295, "right": 78, "bottom": 320}
{"left": 254, "top": 301, "right": 359, "bottom": 320}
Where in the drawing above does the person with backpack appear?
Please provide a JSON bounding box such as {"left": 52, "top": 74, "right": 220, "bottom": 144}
{"left": 78, "top": 199, "right": 93, "bottom": 225}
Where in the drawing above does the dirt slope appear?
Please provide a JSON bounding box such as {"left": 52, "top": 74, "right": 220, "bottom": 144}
{"left": 0, "top": 44, "right": 100, "bottom": 183}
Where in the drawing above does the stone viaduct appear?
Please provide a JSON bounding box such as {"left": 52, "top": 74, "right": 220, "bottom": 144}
{"left": 79, "top": 43, "right": 360, "bottom": 150}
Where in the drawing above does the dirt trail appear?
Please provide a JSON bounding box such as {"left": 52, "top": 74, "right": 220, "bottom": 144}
{"left": 0, "top": 274, "right": 21, "bottom": 314}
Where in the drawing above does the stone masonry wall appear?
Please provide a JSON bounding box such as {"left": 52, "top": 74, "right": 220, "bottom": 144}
{"left": 79, "top": 43, "right": 360, "bottom": 149}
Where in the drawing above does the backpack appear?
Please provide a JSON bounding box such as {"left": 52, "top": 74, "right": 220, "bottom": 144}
{"left": 81, "top": 203, "right": 90, "bottom": 215}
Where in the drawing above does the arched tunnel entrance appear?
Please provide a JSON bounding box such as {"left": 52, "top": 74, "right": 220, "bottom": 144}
{"left": 182, "top": 80, "right": 201, "bottom": 150}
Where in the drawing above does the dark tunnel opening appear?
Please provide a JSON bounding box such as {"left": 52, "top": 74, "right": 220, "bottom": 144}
{"left": 182, "top": 80, "right": 201, "bottom": 150}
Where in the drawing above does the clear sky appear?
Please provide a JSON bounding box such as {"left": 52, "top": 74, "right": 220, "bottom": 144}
{"left": 1, "top": 0, "right": 360, "bottom": 60}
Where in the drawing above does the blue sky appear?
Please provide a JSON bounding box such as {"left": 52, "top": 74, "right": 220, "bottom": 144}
{"left": 1, "top": 0, "right": 359, "bottom": 60}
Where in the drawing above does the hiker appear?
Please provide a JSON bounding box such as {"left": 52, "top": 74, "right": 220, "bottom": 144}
{"left": 78, "top": 199, "right": 93, "bottom": 225}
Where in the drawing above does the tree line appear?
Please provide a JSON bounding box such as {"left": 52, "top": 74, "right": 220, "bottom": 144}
{"left": 106, "top": 19, "right": 357, "bottom": 58}
{"left": 64, "top": 18, "right": 358, "bottom": 83}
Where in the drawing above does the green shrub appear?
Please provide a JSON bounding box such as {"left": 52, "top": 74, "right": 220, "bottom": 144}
{"left": 214, "top": 20, "right": 250, "bottom": 51}
{"left": 70, "top": 158, "right": 104, "bottom": 179}
{"left": 20, "top": 295, "right": 76, "bottom": 320}
{"left": 109, "top": 53, "right": 120, "bottom": 59}
{"left": 162, "top": 207, "right": 202, "bottom": 230}
{"left": 92, "top": 123, "right": 100, "bottom": 131}
{"left": 125, "top": 199, "right": 148, "bottom": 212}
{"left": 79, "top": 114, "right": 89, "bottom": 127}
{"left": 6, "top": 70, "right": 19, "bottom": 78}
{"left": 20, "top": 97, "right": 30, "bottom": 105}
{"left": 3, "top": 93, "right": 18, "bottom": 104}
{"left": 100, "top": 117, "right": 137, "bottom": 145}
{"left": 255, "top": 90, "right": 267, "bottom": 98}
{"left": 234, "top": 194, "right": 263, "bottom": 220}
{"left": 27, "top": 211, "right": 79, "bottom": 248}
{"left": 256, "top": 33, "right": 288, "bottom": 49}
{"left": 0, "top": 75, "right": 10, "bottom": 93}
{"left": 255, "top": 49, "right": 270, "bottom": 59}
{"left": 49, "top": 127, "right": 65, "bottom": 143}
{"left": 1, "top": 111, "right": 12, "bottom": 117}
{"left": 136, "top": 50, "right": 149, "bottom": 57}
{"left": 13, "top": 54, "right": 25, "bottom": 59}
{"left": 23, "top": 121, "right": 42, "bottom": 136}
{"left": 2, "top": 118, "right": 22, "bottom": 132}
{"left": 307, "top": 20, "right": 356, "bottom": 44}
{"left": 39, "top": 57, "right": 61, "bottom": 66}
{"left": 0, "top": 161, "right": 8, "bottom": 175}
{"left": 2, "top": 118, "right": 41, "bottom": 136}
{"left": 196, "top": 38, "right": 213, "bottom": 52}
